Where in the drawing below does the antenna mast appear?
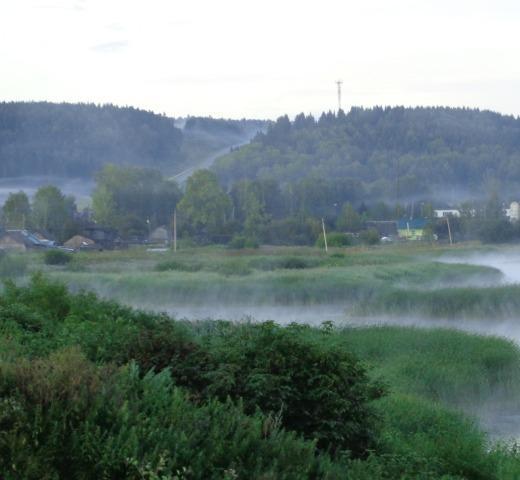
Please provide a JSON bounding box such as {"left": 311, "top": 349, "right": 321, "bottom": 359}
{"left": 336, "top": 80, "right": 343, "bottom": 111}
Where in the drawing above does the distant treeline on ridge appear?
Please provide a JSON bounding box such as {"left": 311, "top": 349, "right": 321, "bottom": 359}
{"left": 0, "top": 102, "right": 265, "bottom": 178}
{"left": 214, "top": 106, "right": 520, "bottom": 199}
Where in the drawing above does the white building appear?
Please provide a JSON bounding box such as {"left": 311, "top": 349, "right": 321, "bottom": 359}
{"left": 505, "top": 202, "right": 520, "bottom": 222}
{"left": 434, "top": 209, "right": 460, "bottom": 218}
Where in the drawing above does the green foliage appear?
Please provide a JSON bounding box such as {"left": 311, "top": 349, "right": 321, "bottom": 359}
{"left": 214, "top": 107, "right": 520, "bottom": 199}
{"left": 337, "top": 203, "right": 363, "bottom": 232}
{"left": 0, "top": 275, "right": 520, "bottom": 477}
{"left": 31, "top": 185, "right": 77, "bottom": 242}
{"left": 316, "top": 232, "right": 354, "bottom": 248}
{"left": 0, "top": 253, "right": 27, "bottom": 278}
{"left": 228, "top": 235, "right": 259, "bottom": 249}
{"left": 2, "top": 191, "right": 30, "bottom": 229}
{"left": 205, "top": 322, "right": 384, "bottom": 455}
{"left": 92, "top": 164, "right": 181, "bottom": 237}
{"left": 0, "top": 353, "right": 327, "bottom": 479}
{"left": 155, "top": 260, "right": 202, "bottom": 272}
{"left": 177, "top": 170, "right": 232, "bottom": 243}
{"left": 356, "top": 284, "right": 520, "bottom": 319}
{"left": 0, "top": 101, "right": 184, "bottom": 177}
{"left": 214, "top": 260, "right": 252, "bottom": 276}
{"left": 359, "top": 228, "right": 380, "bottom": 245}
{"left": 264, "top": 216, "right": 321, "bottom": 245}
{"left": 44, "top": 249, "right": 73, "bottom": 265}
{"left": 477, "top": 219, "right": 519, "bottom": 244}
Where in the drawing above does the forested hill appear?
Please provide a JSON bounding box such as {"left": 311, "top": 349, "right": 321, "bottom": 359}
{"left": 178, "top": 116, "right": 267, "bottom": 169}
{"left": 0, "top": 102, "right": 184, "bottom": 178}
{"left": 213, "top": 107, "right": 520, "bottom": 199}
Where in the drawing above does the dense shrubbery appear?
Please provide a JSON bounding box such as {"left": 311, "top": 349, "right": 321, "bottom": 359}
{"left": 1, "top": 276, "right": 520, "bottom": 477}
{"left": 228, "top": 234, "right": 259, "bottom": 249}
{"left": 205, "top": 321, "right": 384, "bottom": 455}
{"left": 316, "top": 232, "right": 354, "bottom": 248}
{"left": 155, "top": 259, "right": 202, "bottom": 272}
{"left": 44, "top": 249, "right": 73, "bottom": 265}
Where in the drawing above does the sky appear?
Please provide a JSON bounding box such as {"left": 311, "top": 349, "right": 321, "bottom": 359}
{"left": 1, "top": 0, "right": 520, "bottom": 120}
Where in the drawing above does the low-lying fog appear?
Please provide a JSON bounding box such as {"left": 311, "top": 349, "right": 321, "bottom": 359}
{"left": 0, "top": 176, "right": 94, "bottom": 206}
{"left": 438, "top": 249, "right": 520, "bottom": 285}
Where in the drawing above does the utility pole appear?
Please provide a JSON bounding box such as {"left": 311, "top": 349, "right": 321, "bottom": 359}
{"left": 173, "top": 209, "right": 177, "bottom": 252}
{"left": 336, "top": 80, "right": 343, "bottom": 111}
{"left": 321, "top": 218, "right": 328, "bottom": 253}
{"left": 446, "top": 216, "right": 453, "bottom": 246}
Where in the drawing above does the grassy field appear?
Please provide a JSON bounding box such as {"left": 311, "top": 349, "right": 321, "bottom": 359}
{"left": 22, "top": 243, "right": 515, "bottom": 321}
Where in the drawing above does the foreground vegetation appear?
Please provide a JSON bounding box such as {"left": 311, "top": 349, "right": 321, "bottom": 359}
{"left": 1, "top": 273, "right": 520, "bottom": 478}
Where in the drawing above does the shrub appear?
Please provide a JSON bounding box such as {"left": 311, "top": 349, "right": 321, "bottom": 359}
{"left": 316, "top": 232, "right": 354, "bottom": 248}
{"left": 214, "top": 260, "right": 252, "bottom": 276}
{"left": 155, "top": 260, "right": 202, "bottom": 272}
{"left": 0, "top": 355, "right": 335, "bottom": 480}
{"left": 228, "top": 235, "right": 259, "bottom": 249}
{"left": 359, "top": 228, "right": 380, "bottom": 245}
{"left": 280, "top": 256, "right": 309, "bottom": 269}
{"left": 44, "top": 249, "right": 72, "bottom": 265}
{"left": 204, "top": 321, "right": 384, "bottom": 456}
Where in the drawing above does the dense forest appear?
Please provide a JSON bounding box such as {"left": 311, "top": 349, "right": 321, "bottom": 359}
{"left": 214, "top": 107, "right": 520, "bottom": 200}
{"left": 0, "top": 102, "right": 265, "bottom": 178}
{"left": 0, "top": 102, "right": 185, "bottom": 177}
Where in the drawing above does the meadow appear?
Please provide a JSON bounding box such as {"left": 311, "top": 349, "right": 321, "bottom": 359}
{"left": 32, "top": 243, "right": 512, "bottom": 319}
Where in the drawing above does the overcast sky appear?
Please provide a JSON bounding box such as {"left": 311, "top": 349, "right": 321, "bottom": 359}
{"left": 1, "top": 0, "right": 520, "bottom": 119}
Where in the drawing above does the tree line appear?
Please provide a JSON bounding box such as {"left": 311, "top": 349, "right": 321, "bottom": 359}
{"left": 0, "top": 102, "right": 266, "bottom": 178}
{"left": 2, "top": 164, "right": 519, "bottom": 246}
{"left": 214, "top": 106, "right": 520, "bottom": 199}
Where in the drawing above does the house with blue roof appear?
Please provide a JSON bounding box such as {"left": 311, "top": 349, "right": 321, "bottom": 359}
{"left": 397, "top": 218, "right": 428, "bottom": 241}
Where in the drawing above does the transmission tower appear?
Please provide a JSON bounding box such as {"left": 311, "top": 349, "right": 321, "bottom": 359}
{"left": 336, "top": 80, "right": 343, "bottom": 111}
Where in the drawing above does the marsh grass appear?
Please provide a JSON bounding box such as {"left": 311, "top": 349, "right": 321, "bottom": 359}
{"left": 356, "top": 284, "right": 520, "bottom": 319}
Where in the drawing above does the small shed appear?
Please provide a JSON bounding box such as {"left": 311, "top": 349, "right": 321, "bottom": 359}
{"left": 64, "top": 235, "right": 96, "bottom": 251}
{"left": 149, "top": 226, "right": 170, "bottom": 245}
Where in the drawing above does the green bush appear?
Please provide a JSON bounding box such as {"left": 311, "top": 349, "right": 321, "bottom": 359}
{"left": 44, "top": 249, "right": 72, "bottom": 265}
{"left": 155, "top": 259, "right": 202, "bottom": 272}
{"left": 214, "top": 260, "right": 252, "bottom": 276}
{"left": 228, "top": 235, "right": 259, "bottom": 249}
{"left": 0, "top": 351, "right": 336, "bottom": 479}
{"left": 204, "top": 321, "right": 384, "bottom": 456}
{"left": 316, "top": 232, "right": 354, "bottom": 248}
{"left": 359, "top": 228, "right": 380, "bottom": 245}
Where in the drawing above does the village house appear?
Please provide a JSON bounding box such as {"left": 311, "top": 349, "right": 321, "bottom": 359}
{"left": 397, "top": 218, "right": 428, "bottom": 241}
{"left": 434, "top": 209, "right": 460, "bottom": 218}
{"left": 0, "top": 230, "right": 50, "bottom": 252}
{"left": 148, "top": 226, "right": 170, "bottom": 246}
{"left": 505, "top": 202, "right": 520, "bottom": 222}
